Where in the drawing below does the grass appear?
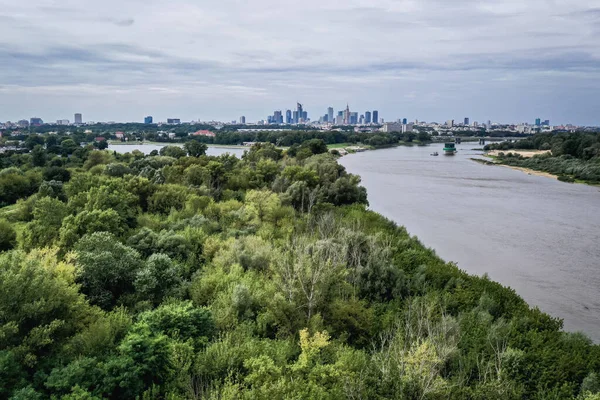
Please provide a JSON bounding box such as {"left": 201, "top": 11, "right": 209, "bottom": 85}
{"left": 327, "top": 143, "right": 352, "bottom": 149}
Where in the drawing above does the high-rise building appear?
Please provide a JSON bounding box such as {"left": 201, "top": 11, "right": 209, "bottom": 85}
{"left": 74, "top": 113, "right": 83, "bottom": 124}
{"left": 144, "top": 116, "right": 153, "bottom": 124}
{"left": 167, "top": 118, "right": 181, "bottom": 124}
{"left": 286, "top": 110, "right": 292, "bottom": 124}
{"left": 543, "top": 120, "right": 550, "bottom": 126}
{"left": 17, "top": 120, "right": 29, "bottom": 128}
{"left": 30, "top": 117, "right": 43, "bottom": 126}
{"left": 343, "top": 104, "right": 351, "bottom": 124}
{"left": 464, "top": 117, "right": 469, "bottom": 126}
{"left": 240, "top": 116, "right": 246, "bottom": 124}
{"left": 487, "top": 120, "right": 492, "bottom": 128}
{"left": 402, "top": 118, "right": 408, "bottom": 125}
{"left": 56, "top": 119, "right": 70, "bottom": 125}
{"left": 273, "top": 110, "right": 282, "bottom": 124}
{"left": 327, "top": 107, "right": 334, "bottom": 123}
{"left": 446, "top": 120, "right": 454, "bottom": 127}
{"left": 365, "top": 111, "right": 372, "bottom": 124}
{"left": 350, "top": 112, "right": 358, "bottom": 125}
{"left": 292, "top": 111, "right": 299, "bottom": 124}
{"left": 372, "top": 111, "right": 379, "bottom": 125}
{"left": 302, "top": 111, "right": 307, "bottom": 122}
{"left": 336, "top": 115, "right": 343, "bottom": 125}
{"left": 359, "top": 115, "right": 365, "bottom": 124}
{"left": 535, "top": 118, "right": 541, "bottom": 126}
{"left": 297, "top": 103, "right": 303, "bottom": 122}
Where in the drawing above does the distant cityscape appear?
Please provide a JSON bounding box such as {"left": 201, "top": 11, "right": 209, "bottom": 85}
{"left": 0, "top": 104, "right": 594, "bottom": 136}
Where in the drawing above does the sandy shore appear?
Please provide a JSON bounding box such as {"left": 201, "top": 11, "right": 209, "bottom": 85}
{"left": 499, "top": 165, "right": 558, "bottom": 179}
{"left": 487, "top": 149, "right": 550, "bottom": 158}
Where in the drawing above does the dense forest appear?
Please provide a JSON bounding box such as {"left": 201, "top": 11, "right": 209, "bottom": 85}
{"left": 1, "top": 138, "right": 600, "bottom": 399}
{"left": 485, "top": 132, "right": 600, "bottom": 183}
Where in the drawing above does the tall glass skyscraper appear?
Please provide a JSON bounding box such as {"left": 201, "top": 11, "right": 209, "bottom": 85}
{"left": 144, "top": 116, "right": 153, "bottom": 124}
{"left": 328, "top": 107, "right": 334, "bottom": 123}
{"left": 365, "top": 111, "right": 371, "bottom": 124}
{"left": 372, "top": 110, "right": 379, "bottom": 124}
{"left": 286, "top": 110, "right": 292, "bottom": 124}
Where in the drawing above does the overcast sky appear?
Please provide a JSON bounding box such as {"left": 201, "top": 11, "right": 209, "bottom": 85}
{"left": 1, "top": 0, "right": 599, "bottom": 125}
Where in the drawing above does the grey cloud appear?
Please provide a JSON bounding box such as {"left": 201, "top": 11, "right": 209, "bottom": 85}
{"left": 112, "top": 18, "right": 135, "bottom": 27}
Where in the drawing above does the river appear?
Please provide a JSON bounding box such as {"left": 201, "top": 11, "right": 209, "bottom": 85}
{"left": 340, "top": 143, "right": 600, "bottom": 341}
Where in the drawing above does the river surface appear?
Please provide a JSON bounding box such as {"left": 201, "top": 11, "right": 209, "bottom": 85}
{"left": 340, "top": 143, "right": 600, "bottom": 341}
{"left": 109, "top": 143, "right": 245, "bottom": 157}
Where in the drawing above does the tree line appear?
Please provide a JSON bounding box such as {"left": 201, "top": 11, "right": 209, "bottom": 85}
{"left": 0, "top": 139, "right": 599, "bottom": 399}
{"left": 485, "top": 132, "right": 600, "bottom": 183}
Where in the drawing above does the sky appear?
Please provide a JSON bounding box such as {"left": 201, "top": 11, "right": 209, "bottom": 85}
{"left": 1, "top": 0, "right": 599, "bottom": 125}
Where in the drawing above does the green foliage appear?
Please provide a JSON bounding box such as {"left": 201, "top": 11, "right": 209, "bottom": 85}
{"left": 184, "top": 140, "right": 208, "bottom": 157}
{"left": 74, "top": 232, "right": 144, "bottom": 309}
{"left": 0, "top": 219, "right": 16, "bottom": 251}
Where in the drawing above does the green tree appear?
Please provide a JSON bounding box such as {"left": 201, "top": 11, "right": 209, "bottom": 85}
{"left": 21, "top": 197, "right": 69, "bottom": 250}
{"left": 0, "top": 219, "right": 16, "bottom": 252}
{"left": 73, "top": 232, "right": 144, "bottom": 309}
{"left": 184, "top": 140, "right": 208, "bottom": 157}
{"left": 159, "top": 146, "right": 187, "bottom": 158}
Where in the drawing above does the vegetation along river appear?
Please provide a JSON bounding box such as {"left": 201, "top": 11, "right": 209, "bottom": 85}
{"left": 340, "top": 142, "right": 600, "bottom": 342}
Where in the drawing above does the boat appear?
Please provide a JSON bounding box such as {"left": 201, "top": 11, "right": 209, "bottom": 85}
{"left": 443, "top": 143, "right": 457, "bottom": 155}
{"left": 430, "top": 152, "right": 439, "bottom": 156}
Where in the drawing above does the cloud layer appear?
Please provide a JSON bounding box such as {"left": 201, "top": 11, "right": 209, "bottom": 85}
{"left": 1, "top": 0, "right": 599, "bottom": 124}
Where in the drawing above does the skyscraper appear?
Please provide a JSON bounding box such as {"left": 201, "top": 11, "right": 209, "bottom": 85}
{"left": 372, "top": 111, "right": 379, "bottom": 125}
{"left": 286, "top": 110, "right": 292, "bottom": 124}
{"left": 302, "top": 111, "right": 307, "bottom": 122}
{"left": 297, "top": 103, "right": 303, "bottom": 122}
{"left": 144, "top": 116, "right": 153, "bottom": 124}
{"left": 273, "top": 110, "right": 282, "bottom": 124}
{"left": 30, "top": 117, "right": 43, "bottom": 126}
{"left": 535, "top": 118, "right": 541, "bottom": 126}
{"left": 365, "top": 111, "right": 372, "bottom": 124}
{"left": 327, "top": 107, "right": 334, "bottom": 123}
{"left": 292, "top": 111, "right": 299, "bottom": 124}
{"left": 240, "top": 116, "right": 246, "bottom": 124}
{"left": 74, "top": 113, "right": 82, "bottom": 124}
{"left": 350, "top": 112, "right": 358, "bottom": 125}
{"left": 402, "top": 118, "right": 408, "bottom": 124}
{"left": 343, "top": 104, "right": 351, "bottom": 124}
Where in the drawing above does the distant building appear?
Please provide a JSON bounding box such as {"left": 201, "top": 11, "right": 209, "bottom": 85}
{"left": 30, "top": 117, "right": 43, "bottom": 126}
{"left": 286, "top": 110, "right": 292, "bottom": 124}
{"left": 74, "top": 113, "right": 83, "bottom": 124}
{"left": 17, "top": 120, "right": 29, "bottom": 128}
{"left": 190, "top": 130, "right": 216, "bottom": 137}
{"left": 292, "top": 111, "right": 299, "bottom": 124}
{"left": 144, "top": 116, "right": 153, "bottom": 124}
{"left": 240, "top": 116, "right": 246, "bottom": 124}
{"left": 56, "top": 119, "right": 70, "bottom": 125}
{"left": 115, "top": 131, "right": 124, "bottom": 139}
{"left": 535, "top": 118, "right": 541, "bottom": 126}
{"left": 302, "top": 111, "right": 308, "bottom": 122}
{"left": 402, "top": 123, "right": 414, "bottom": 133}
{"left": 372, "top": 111, "right": 379, "bottom": 125}
{"left": 167, "top": 118, "right": 181, "bottom": 124}
{"left": 365, "top": 111, "right": 372, "bottom": 124}
{"left": 297, "top": 103, "right": 303, "bottom": 123}
{"left": 446, "top": 119, "right": 454, "bottom": 127}
{"left": 350, "top": 112, "right": 358, "bottom": 125}
{"left": 543, "top": 120, "right": 550, "bottom": 126}
{"left": 464, "top": 117, "right": 469, "bottom": 126}
{"left": 328, "top": 107, "right": 334, "bottom": 123}
{"left": 335, "top": 115, "right": 343, "bottom": 125}
{"left": 381, "top": 122, "right": 403, "bottom": 133}
{"left": 95, "top": 136, "right": 106, "bottom": 142}
{"left": 359, "top": 115, "right": 365, "bottom": 124}
{"left": 402, "top": 118, "right": 408, "bottom": 124}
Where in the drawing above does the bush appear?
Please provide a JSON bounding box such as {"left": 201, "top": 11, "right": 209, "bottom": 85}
{"left": 0, "top": 219, "right": 16, "bottom": 251}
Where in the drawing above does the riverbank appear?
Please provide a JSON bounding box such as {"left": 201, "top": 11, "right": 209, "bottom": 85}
{"left": 487, "top": 149, "right": 550, "bottom": 158}
{"left": 471, "top": 158, "right": 559, "bottom": 179}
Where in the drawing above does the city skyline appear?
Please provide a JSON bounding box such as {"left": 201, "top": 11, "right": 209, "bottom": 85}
{"left": 0, "top": 1, "right": 599, "bottom": 125}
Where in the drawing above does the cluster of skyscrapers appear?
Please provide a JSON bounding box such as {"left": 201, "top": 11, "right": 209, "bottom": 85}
{"left": 261, "top": 103, "right": 380, "bottom": 126}
{"left": 535, "top": 118, "right": 551, "bottom": 126}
